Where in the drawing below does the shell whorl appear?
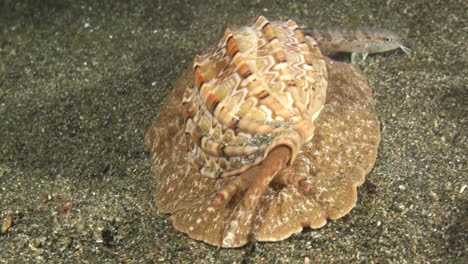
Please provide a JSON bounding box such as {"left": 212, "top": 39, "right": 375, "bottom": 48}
{"left": 182, "top": 16, "right": 328, "bottom": 178}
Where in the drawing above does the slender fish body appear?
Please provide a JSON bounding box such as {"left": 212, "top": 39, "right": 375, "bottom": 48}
{"left": 301, "top": 27, "right": 411, "bottom": 63}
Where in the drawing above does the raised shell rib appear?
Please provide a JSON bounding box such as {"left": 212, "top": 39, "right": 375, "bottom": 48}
{"left": 182, "top": 16, "right": 328, "bottom": 178}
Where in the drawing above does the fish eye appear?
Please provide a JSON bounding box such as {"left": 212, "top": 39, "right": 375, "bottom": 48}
{"left": 385, "top": 37, "right": 392, "bottom": 42}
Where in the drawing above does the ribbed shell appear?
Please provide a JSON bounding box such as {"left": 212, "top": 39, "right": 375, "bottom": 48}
{"left": 182, "top": 16, "right": 328, "bottom": 178}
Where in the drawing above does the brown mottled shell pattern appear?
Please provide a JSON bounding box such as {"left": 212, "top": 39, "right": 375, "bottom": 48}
{"left": 146, "top": 16, "right": 381, "bottom": 247}
{"left": 183, "top": 16, "right": 327, "bottom": 178}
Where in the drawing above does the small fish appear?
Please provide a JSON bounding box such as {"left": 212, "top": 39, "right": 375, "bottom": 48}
{"left": 301, "top": 27, "right": 411, "bottom": 64}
